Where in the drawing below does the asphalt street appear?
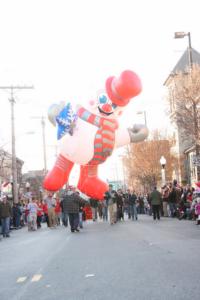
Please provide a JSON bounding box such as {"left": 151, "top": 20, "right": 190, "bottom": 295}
{"left": 0, "top": 215, "right": 200, "bottom": 300}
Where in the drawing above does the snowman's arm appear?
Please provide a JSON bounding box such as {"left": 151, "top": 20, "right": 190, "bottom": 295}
{"left": 77, "top": 106, "right": 100, "bottom": 127}
{"left": 115, "top": 124, "right": 148, "bottom": 148}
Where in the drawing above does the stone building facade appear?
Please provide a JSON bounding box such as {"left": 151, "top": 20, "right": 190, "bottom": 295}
{"left": 164, "top": 48, "right": 200, "bottom": 185}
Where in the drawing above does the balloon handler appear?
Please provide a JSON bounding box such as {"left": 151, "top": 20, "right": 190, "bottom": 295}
{"left": 43, "top": 70, "right": 148, "bottom": 200}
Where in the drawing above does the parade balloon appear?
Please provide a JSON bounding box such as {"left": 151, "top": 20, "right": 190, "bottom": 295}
{"left": 43, "top": 70, "right": 149, "bottom": 200}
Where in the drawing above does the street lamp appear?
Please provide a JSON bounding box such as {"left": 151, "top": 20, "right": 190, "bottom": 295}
{"left": 174, "top": 31, "right": 193, "bottom": 70}
{"left": 160, "top": 156, "right": 166, "bottom": 187}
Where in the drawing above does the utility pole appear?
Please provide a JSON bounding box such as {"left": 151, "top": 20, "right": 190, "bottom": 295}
{"left": 187, "top": 32, "right": 193, "bottom": 70}
{"left": 31, "top": 116, "right": 47, "bottom": 175}
{"left": 0, "top": 85, "right": 34, "bottom": 203}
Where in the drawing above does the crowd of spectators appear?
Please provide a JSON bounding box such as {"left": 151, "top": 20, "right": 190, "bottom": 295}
{"left": 1, "top": 180, "right": 200, "bottom": 240}
{"left": 160, "top": 180, "right": 200, "bottom": 224}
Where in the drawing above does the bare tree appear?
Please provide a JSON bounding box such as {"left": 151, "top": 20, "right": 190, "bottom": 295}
{"left": 123, "top": 134, "right": 175, "bottom": 191}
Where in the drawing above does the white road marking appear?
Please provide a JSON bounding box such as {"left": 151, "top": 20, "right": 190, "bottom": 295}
{"left": 85, "top": 274, "right": 95, "bottom": 278}
{"left": 46, "top": 284, "right": 51, "bottom": 288}
{"left": 31, "top": 274, "right": 43, "bottom": 282}
{"left": 17, "top": 277, "right": 27, "bottom": 283}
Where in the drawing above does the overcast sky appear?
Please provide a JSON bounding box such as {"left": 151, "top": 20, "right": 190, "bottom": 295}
{"left": 0, "top": 0, "right": 200, "bottom": 182}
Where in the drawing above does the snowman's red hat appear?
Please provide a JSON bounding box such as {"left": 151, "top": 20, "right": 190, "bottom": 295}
{"left": 105, "top": 70, "right": 142, "bottom": 107}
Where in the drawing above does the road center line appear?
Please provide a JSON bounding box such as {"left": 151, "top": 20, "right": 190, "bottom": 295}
{"left": 31, "top": 274, "right": 43, "bottom": 282}
{"left": 17, "top": 277, "right": 27, "bottom": 283}
{"left": 85, "top": 274, "right": 95, "bottom": 278}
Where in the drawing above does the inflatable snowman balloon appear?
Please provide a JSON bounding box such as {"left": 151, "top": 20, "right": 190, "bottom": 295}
{"left": 43, "top": 70, "right": 148, "bottom": 200}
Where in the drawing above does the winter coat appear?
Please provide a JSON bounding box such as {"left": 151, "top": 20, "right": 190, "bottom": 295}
{"left": 42, "top": 203, "right": 48, "bottom": 214}
{"left": 62, "top": 192, "right": 86, "bottom": 213}
{"left": 162, "top": 187, "right": 169, "bottom": 202}
{"left": 89, "top": 198, "right": 99, "bottom": 208}
{"left": 55, "top": 200, "right": 61, "bottom": 214}
{"left": 37, "top": 203, "right": 43, "bottom": 217}
{"left": 195, "top": 203, "right": 200, "bottom": 215}
{"left": 104, "top": 190, "right": 117, "bottom": 205}
{"left": 168, "top": 188, "right": 177, "bottom": 203}
{"left": 13, "top": 204, "right": 21, "bottom": 218}
{"left": 0, "top": 201, "right": 12, "bottom": 218}
{"left": 124, "top": 193, "right": 131, "bottom": 207}
{"left": 130, "top": 193, "right": 137, "bottom": 205}
{"left": 150, "top": 190, "right": 161, "bottom": 206}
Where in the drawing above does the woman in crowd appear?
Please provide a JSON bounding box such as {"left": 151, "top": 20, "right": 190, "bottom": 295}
{"left": 36, "top": 200, "right": 43, "bottom": 229}
{"left": 27, "top": 197, "right": 39, "bottom": 231}
{"left": 42, "top": 200, "right": 49, "bottom": 227}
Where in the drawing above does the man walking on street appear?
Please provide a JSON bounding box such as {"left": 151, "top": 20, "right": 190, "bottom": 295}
{"left": 62, "top": 186, "right": 87, "bottom": 232}
{"left": 150, "top": 187, "right": 162, "bottom": 220}
{"left": 105, "top": 184, "right": 118, "bottom": 225}
{"left": 90, "top": 198, "right": 98, "bottom": 222}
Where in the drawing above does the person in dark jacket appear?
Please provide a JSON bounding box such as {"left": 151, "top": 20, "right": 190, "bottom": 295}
{"left": 60, "top": 198, "right": 68, "bottom": 227}
{"left": 89, "top": 198, "right": 98, "bottom": 221}
{"left": 62, "top": 187, "right": 87, "bottom": 232}
{"left": 116, "top": 190, "right": 124, "bottom": 221}
{"left": 0, "top": 195, "right": 12, "bottom": 237}
{"left": 13, "top": 203, "right": 21, "bottom": 229}
{"left": 124, "top": 191, "right": 131, "bottom": 219}
{"left": 168, "top": 186, "right": 177, "bottom": 217}
{"left": 129, "top": 190, "right": 138, "bottom": 220}
{"left": 150, "top": 187, "right": 162, "bottom": 220}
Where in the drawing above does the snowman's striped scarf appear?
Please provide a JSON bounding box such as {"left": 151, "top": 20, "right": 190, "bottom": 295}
{"left": 77, "top": 107, "right": 118, "bottom": 165}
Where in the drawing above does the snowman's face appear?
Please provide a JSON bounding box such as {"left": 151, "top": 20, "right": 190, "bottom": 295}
{"left": 88, "top": 91, "right": 124, "bottom": 119}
